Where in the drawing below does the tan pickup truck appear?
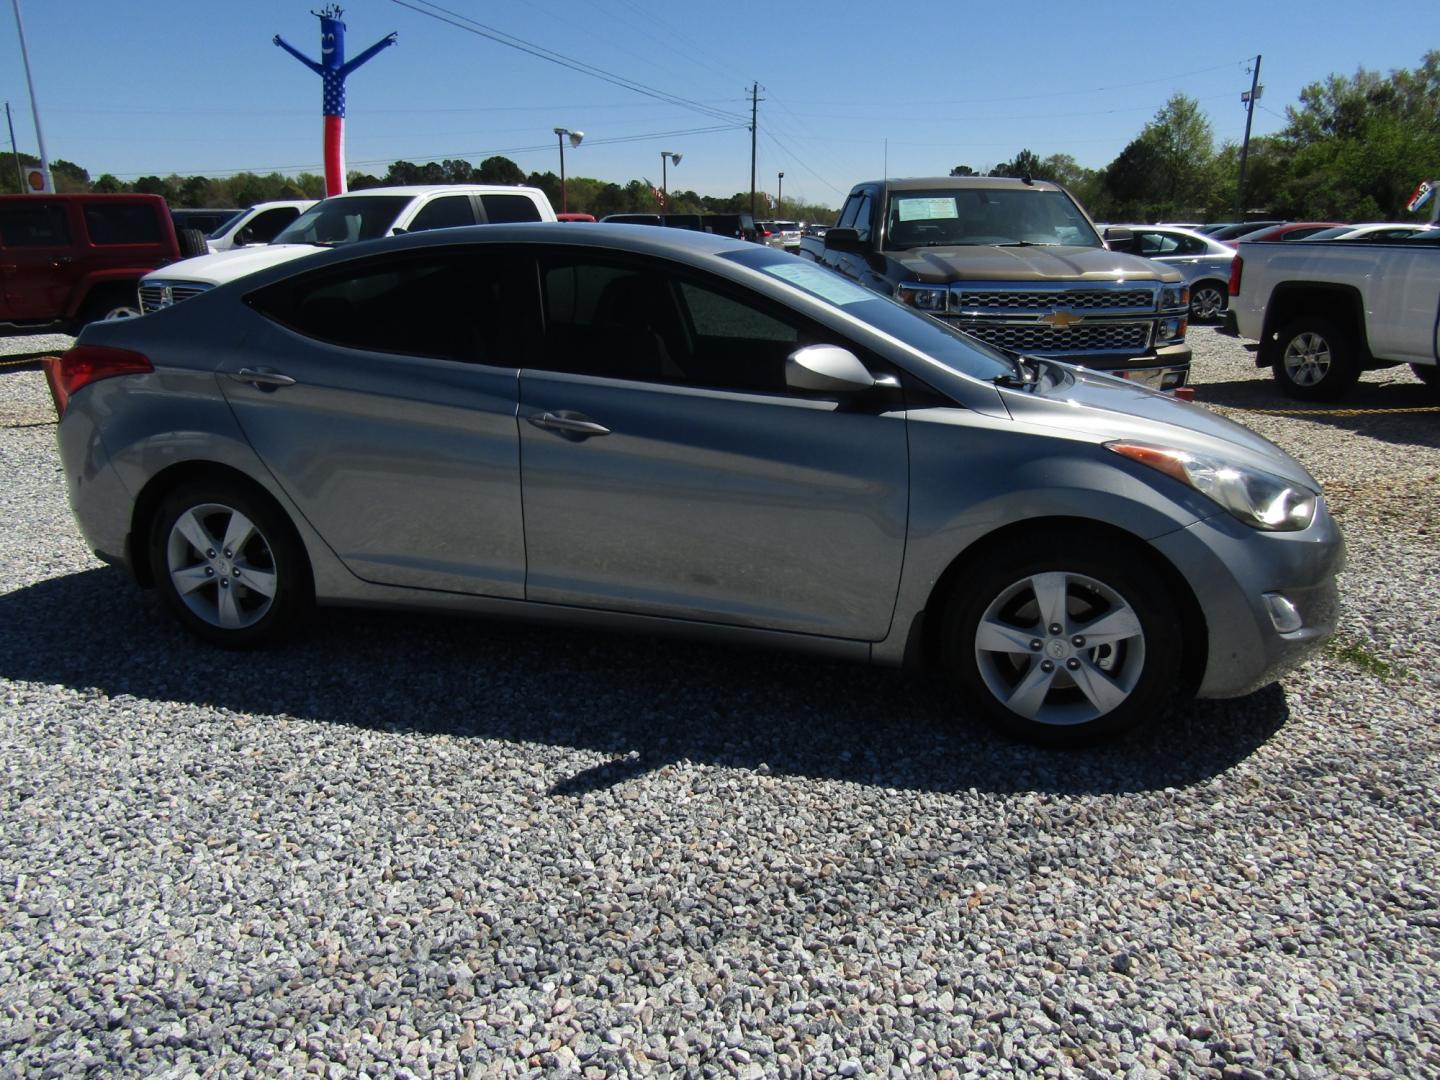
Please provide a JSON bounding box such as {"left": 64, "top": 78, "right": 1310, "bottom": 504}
{"left": 798, "top": 177, "right": 1192, "bottom": 390}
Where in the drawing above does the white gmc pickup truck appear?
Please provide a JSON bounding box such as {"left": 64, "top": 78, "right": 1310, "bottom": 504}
{"left": 1222, "top": 234, "right": 1440, "bottom": 400}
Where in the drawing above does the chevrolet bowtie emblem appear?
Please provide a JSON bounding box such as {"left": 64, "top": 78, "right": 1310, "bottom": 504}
{"left": 1038, "top": 309, "right": 1083, "bottom": 329}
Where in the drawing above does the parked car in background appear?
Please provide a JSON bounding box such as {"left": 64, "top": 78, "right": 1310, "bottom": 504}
{"left": 206, "top": 200, "right": 317, "bottom": 253}
{"left": 1120, "top": 225, "right": 1235, "bottom": 322}
{"left": 0, "top": 193, "right": 198, "bottom": 331}
{"left": 138, "top": 184, "right": 556, "bottom": 313}
{"left": 1193, "top": 224, "right": 1235, "bottom": 235}
{"left": 1231, "top": 222, "right": 1345, "bottom": 245}
{"left": 555, "top": 212, "right": 597, "bottom": 222}
{"left": 171, "top": 208, "right": 243, "bottom": 236}
{"left": 600, "top": 213, "right": 663, "bottom": 226}
{"left": 768, "top": 220, "right": 803, "bottom": 250}
{"left": 1299, "top": 223, "right": 1437, "bottom": 242}
{"left": 46, "top": 222, "right": 1341, "bottom": 744}
{"left": 701, "top": 212, "right": 761, "bottom": 241}
{"left": 1207, "top": 221, "right": 1286, "bottom": 243}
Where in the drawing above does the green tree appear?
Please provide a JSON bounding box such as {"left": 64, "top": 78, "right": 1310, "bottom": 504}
{"left": 477, "top": 156, "right": 524, "bottom": 185}
{"left": 990, "top": 149, "right": 1043, "bottom": 179}
{"left": 949, "top": 164, "right": 977, "bottom": 177}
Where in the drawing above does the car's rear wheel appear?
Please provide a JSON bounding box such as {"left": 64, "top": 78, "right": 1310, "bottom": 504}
{"left": 941, "top": 533, "right": 1181, "bottom": 744}
{"left": 1189, "top": 282, "right": 1227, "bottom": 322}
{"left": 149, "top": 480, "right": 310, "bottom": 647}
{"left": 1272, "top": 317, "right": 1359, "bottom": 401}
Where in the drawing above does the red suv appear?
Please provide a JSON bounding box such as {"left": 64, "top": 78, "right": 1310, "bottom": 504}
{"left": 0, "top": 193, "right": 200, "bottom": 331}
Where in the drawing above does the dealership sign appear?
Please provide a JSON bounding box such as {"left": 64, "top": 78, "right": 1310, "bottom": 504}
{"left": 1406, "top": 181, "right": 1435, "bottom": 212}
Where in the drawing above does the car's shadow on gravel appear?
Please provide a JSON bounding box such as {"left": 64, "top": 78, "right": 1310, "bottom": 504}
{"left": 1, "top": 568, "right": 1289, "bottom": 796}
{"left": 1194, "top": 374, "right": 1440, "bottom": 448}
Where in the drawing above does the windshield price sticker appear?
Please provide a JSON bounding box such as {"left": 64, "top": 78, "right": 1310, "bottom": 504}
{"left": 896, "top": 198, "right": 959, "bottom": 221}
{"left": 764, "top": 263, "right": 877, "bottom": 306}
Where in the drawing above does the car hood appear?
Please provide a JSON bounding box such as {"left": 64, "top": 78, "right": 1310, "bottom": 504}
{"left": 141, "top": 244, "right": 318, "bottom": 286}
{"left": 888, "top": 244, "right": 1182, "bottom": 284}
{"left": 999, "top": 361, "right": 1320, "bottom": 490}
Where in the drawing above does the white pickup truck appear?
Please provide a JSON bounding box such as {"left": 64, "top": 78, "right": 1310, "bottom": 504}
{"left": 1222, "top": 234, "right": 1440, "bottom": 399}
{"left": 139, "top": 184, "right": 556, "bottom": 314}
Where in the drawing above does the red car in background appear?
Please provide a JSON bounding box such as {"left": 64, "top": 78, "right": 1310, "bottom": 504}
{"left": 1223, "top": 221, "right": 1345, "bottom": 246}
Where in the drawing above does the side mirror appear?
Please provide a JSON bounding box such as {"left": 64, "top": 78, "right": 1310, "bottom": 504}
{"left": 785, "top": 344, "right": 877, "bottom": 393}
{"left": 1103, "top": 226, "right": 1135, "bottom": 253}
{"left": 232, "top": 226, "right": 255, "bottom": 247}
{"left": 824, "top": 227, "right": 863, "bottom": 252}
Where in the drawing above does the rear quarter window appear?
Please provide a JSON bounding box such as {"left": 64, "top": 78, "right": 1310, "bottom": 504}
{"left": 481, "top": 194, "right": 542, "bottom": 223}
{"left": 0, "top": 203, "right": 71, "bottom": 247}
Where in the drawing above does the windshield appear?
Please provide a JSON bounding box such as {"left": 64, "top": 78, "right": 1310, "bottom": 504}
{"left": 884, "top": 188, "right": 1101, "bottom": 250}
{"left": 272, "top": 195, "right": 412, "bottom": 246}
{"left": 723, "top": 247, "right": 1014, "bottom": 382}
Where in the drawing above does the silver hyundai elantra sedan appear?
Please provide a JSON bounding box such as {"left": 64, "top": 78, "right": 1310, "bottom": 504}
{"left": 45, "top": 224, "right": 1342, "bottom": 744}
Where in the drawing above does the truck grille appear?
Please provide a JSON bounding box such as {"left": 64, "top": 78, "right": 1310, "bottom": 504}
{"left": 139, "top": 282, "right": 213, "bottom": 313}
{"left": 954, "top": 288, "right": 1157, "bottom": 313}
{"left": 956, "top": 320, "right": 1153, "bottom": 354}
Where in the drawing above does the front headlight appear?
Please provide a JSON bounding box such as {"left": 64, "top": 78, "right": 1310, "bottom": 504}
{"left": 896, "top": 281, "right": 950, "bottom": 312}
{"left": 1160, "top": 283, "right": 1189, "bottom": 310}
{"left": 1106, "top": 442, "right": 1318, "bottom": 531}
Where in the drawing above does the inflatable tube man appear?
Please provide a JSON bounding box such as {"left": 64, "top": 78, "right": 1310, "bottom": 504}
{"left": 274, "top": 5, "right": 397, "bottom": 196}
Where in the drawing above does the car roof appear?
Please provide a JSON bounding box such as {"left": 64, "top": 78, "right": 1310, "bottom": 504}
{"left": 866, "top": 176, "right": 1067, "bottom": 194}
{"left": 319, "top": 185, "right": 544, "bottom": 198}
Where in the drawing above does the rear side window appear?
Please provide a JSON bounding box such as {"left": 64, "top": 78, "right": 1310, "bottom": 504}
{"left": 247, "top": 250, "right": 527, "bottom": 365}
{"left": 0, "top": 203, "right": 70, "bottom": 247}
{"left": 408, "top": 195, "right": 476, "bottom": 233}
{"left": 481, "top": 194, "right": 542, "bottom": 224}
{"left": 85, "top": 203, "right": 163, "bottom": 245}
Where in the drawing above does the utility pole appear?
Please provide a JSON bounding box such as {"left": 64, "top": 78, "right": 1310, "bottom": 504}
{"left": 1235, "top": 54, "right": 1262, "bottom": 220}
{"left": 5, "top": 102, "right": 24, "bottom": 194}
{"left": 749, "top": 81, "right": 759, "bottom": 217}
{"left": 10, "top": 0, "right": 52, "bottom": 192}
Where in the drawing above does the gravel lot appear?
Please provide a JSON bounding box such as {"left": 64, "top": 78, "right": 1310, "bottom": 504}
{"left": 1, "top": 329, "right": 1437, "bottom": 1079}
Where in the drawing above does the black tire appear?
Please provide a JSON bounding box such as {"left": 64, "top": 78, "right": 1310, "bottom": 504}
{"left": 940, "top": 531, "right": 1182, "bottom": 745}
{"left": 149, "top": 479, "right": 311, "bottom": 648}
{"left": 1271, "top": 317, "right": 1359, "bottom": 401}
{"left": 1188, "top": 281, "right": 1227, "bottom": 322}
{"left": 176, "top": 227, "right": 210, "bottom": 259}
{"left": 77, "top": 286, "right": 142, "bottom": 327}
{"left": 1411, "top": 364, "right": 1439, "bottom": 389}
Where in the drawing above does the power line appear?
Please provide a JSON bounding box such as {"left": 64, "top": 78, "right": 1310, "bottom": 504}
{"left": 389, "top": 0, "right": 748, "bottom": 126}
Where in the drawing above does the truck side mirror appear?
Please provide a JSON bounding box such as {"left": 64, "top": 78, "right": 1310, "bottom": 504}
{"left": 824, "top": 227, "right": 863, "bottom": 252}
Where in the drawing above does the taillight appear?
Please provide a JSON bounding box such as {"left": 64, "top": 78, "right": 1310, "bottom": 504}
{"left": 1228, "top": 255, "right": 1243, "bottom": 297}
{"left": 44, "top": 344, "right": 153, "bottom": 418}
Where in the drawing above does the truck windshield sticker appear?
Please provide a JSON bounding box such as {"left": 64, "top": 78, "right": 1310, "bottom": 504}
{"left": 896, "top": 198, "right": 959, "bottom": 222}
{"left": 762, "top": 263, "right": 876, "bottom": 306}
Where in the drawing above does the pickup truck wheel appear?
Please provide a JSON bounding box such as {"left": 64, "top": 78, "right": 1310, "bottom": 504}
{"left": 78, "top": 289, "right": 142, "bottom": 327}
{"left": 940, "top": 533, "right": 1181, "bottom": 745}
{"left": 1189, "top": 282, "right": 1227, "bottom": 322}
{"left": 1410, "top": 364, "right": 1439, "bottom": 388}
{"left": 1272, "top": 318, "right": 1359, "bottom": 401}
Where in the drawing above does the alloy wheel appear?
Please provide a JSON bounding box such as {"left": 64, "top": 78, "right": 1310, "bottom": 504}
{"left": 165, "top": 502, "right": 278, "bottom": 630}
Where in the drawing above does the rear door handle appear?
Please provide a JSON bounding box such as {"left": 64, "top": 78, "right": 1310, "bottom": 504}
{"left": 226, "top": 367, "right": 297, "bottom": 389}
{"left": 526, "top": 411, "right": 611, "bottom": 440}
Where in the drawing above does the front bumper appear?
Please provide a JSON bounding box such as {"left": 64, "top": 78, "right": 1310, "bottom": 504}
{"left": 1152, "top": 500, "right": 1344, "bottom": 698}
{"left": 1102, "top": 343, "right": 1192, "bottom": 391}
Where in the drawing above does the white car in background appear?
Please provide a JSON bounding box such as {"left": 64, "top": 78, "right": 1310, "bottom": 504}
{"left": 1117, "top": 225, "right": 1237, "bottom": 323}
{"left": 1298, "top": 223, "right": 1438, "bottom": 242}
{"left": 206, "top": 200, "right": 316, "bottom": 253}
{"left": 140, "top": 185, "right": 556, "bottom": 313}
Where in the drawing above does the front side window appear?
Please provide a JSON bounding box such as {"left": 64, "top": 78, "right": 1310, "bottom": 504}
{"left": 535, "top": 253, "right": 829, "bottom": 394}
{"left": 408, "top": 196, "right": 476, "bottom": 233}
{"left": 247, "top": 250, "right": 525, "bottom": 364}
{"left": 243, "top": 207, "right": 302, "bottom": 243}
{"left": 273, "top": 195, "right": 411, "bottom": 246}
{"left": 0, "top": 203, "right": 69, "bottom": 247}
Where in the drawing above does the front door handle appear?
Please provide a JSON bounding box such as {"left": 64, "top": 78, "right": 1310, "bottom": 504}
{"left": 526, "top": 411, "right": 611, "bottom": 440}
{"left": 226, "top": 367, "right": 297, "bottom": 390}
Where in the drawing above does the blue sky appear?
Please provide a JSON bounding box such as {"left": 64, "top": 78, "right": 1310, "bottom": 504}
{"left": 0, "top": 1, "right": 1424, "bottom": 209}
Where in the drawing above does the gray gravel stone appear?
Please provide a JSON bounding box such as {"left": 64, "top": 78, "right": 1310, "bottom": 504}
{"left": 0, "top": 329, "right": 1437, "bottom": 1078}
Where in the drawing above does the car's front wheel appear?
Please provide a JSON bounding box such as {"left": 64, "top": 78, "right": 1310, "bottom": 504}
{"left": 149, "top": 480, "right": 310, "bottom": 647}
{"left": 942, "top": 533, "right": 1181, "bottom": 744}
{"left": 1189, "top": 282, "right": 1227, "bottom": 322}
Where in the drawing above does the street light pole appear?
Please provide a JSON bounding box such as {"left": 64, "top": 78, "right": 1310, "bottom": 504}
{"left": 660, "top": 150, "right": 681, "bottom": 206}
{"left": 9, "top": 0, "right": 52, "bottom": 192}
{"left": 553, "top": 127, "right": 584, "bottom": 213}
{"left": 777, "top": 171, "right": 784, "bottom": 217}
